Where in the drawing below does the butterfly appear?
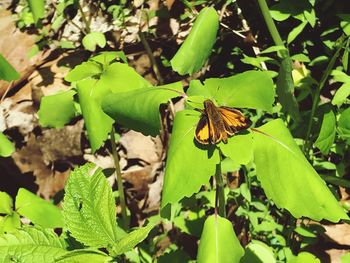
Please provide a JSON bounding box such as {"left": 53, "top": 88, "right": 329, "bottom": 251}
{"left": 194, "top": 99, "right": 250, "bottom": 145}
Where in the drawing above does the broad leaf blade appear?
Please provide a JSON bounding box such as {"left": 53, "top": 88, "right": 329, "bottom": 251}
{"left": 0, "top": 54, "right": 20, "bottom": 82}
{"left": 64, "top": 61, "right": 102, "bottom": 82}
{"left": 314, "top": 109, "right": 336, "bottom": 155}
{"left": 188, "top": 71, "right": 275, "bottom": 111}
{"left": 0, "top": 226, "right": 67, "bottom": 263}
{"left": 253, "top": 119, "right": 348, "bottom": 222}
{"left": 38, "top": 90, "right": 76, "bottom": 128}
{"left": 102, "top": 82, "right": 183, "bottom": 136}
{"left": 16, "top": 188, "right": 63, "bottom": 228}
{"left": 112, "top": 224, "right": 155, "bottom": 255}
{"left": 27, "top": 0, "right": 45, "bottom": 23}
{"left": 219, "top": 133, "right": 253, "bottom": 165}
{"left": 240, "top": 240, "right": 276, "bottom": 263}
{"left": 82, "top": 32, "right": 106, "bottom": 51}
{"left": 161, "top": 110, "right": 220, "bottom": 208}
{"left": 197, "top": 215, "right": 244, "bottom": 263}
{"left": 62, "top": 164, "right": 119, "bottom": 247}
{"left": 0, "top": 133, "right": 14, "bottom": 157}
{"left": 171, "top": 7, "right": 219, "bottom": 75}
{"left": 0, "top": 192, "right": 13, "bottom": 214}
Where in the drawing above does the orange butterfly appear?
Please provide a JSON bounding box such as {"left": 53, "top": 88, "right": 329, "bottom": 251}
{"left": 195, "top": 99, "right": 250, "bottom": 144}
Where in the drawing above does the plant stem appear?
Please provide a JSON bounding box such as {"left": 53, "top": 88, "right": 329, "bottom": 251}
{"left": 77, "top": 1, "right": 91, "bottom": 34}
{"left": 138, "top": 31, "right": 164, "bottom": 85}
{"left": 215, "top": 161, "right": 226, "bottom": 218}
{"left": 303, "top": 36, "right": 347, "bottom": 154}
{"left": 256, "top": 0, "right": 283, "bottom": 47}
{"left": 110, "top": 127, "right": 128, "bottom": 229}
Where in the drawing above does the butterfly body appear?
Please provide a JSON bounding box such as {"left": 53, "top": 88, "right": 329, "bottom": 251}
{"left": 195, "top": 99, "right": 249, "bottom": 145}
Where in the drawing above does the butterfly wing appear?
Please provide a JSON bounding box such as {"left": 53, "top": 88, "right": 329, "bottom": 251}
{"left": 218, "top": 107, "right": 250, "bottom": 135}
{"left": 195, "top": 113, "right": 210, "bottom": 144}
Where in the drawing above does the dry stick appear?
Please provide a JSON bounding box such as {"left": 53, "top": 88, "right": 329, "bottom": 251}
{"left": 138, "top": 31, "right": 164, "bottom": 85}
{"left": 110, "top": 127, "right": 128, "bottom": 229}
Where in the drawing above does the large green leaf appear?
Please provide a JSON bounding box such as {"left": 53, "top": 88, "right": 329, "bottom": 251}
{"left": 0, "top": 133, "right": 14, "bottom": 157}
{"left": 102, "top": 82, "right": 183, "bottom": 136}
{"left": 0, "top": 192, "right": 13, "bottom": 215}
{"left": 314, "top": 109, "right": 336, "bottom": 155}
{"left": 0, "top": 54, "right": 20, "bottom": 82}
{"left": 62, "top": 164, "right": 119, "bottom": 247}
{"left": 111, "top": 224, "right": 155, "bottom": 255}
{"left": 219, "top": 133, "right": 253, "bottom": 165}
{"left": 27, "top": 0, "right": 45, "bottom": 23}
{"left": 64, "top": 61, "right": 102, "bottom": 83}
{"left": 171, "top": 7, "right": 219, "bottom": 75}
{"left": 188, "top": 71, "right": 275, "bottom": 112}
{"left": 197, "top": 215, "right": 244, "bottom": 263}
{"left": 276, "top": 56, "right": 300, "bottom": 121}
{"left": 0, "top": 226, "right": 67, "bottom": 263}
{"left": 240, "top": 240, "right": 276, "bottom": 263}
{"left": 253, "top": 119, "right": 348, "bottom": 222}
{"left": 77, "top": 78, "right": 114, "bottom": 152}
{"left": 161, "top": 110, "right": 220, "bottom": 208}
{"left": 16, "top": 188, "right": 63, "bottom": 228}
{"left": 38, "top": 90, "right": 76, "bottom": 128}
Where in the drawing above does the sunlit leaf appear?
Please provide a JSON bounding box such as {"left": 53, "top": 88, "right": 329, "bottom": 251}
{"left": 219, "top": 133, "right": 253, "bottom": 165}
{"left": 171, "top": 7, "right": 219, "bottom": 75}
{"left": 339, "top": 14, "right": 350, "bottom": 36}
{"left": 289, "top": 252, "right": 320, "bottom": 263}
{"left": 0, "top": 133, "right": 14, "bottom": 157}
{"left": 64, "top": 61, "right": 102, "bottom": 82}
{"left": 253, "top": 119, "right": 348, "bottom": 222}
{"left": 240, "top": 240, "right": 276, "bottom": 263}
{"left": 16, "top": 188, "right": 64, "bottom": 228}
{"left": 0, "top": 54, "right": 20, "bottom": 82}
{"left": 0, "top": 192, "right": 13, "bottom": 215}
{"left": 314, "top": 109, "right": 336, "bottom": 155}
{"left": 197, "top": 215, "right": 244, "bottom": 263}
{"left": 27, "top": 0, "right": 45, "bottom": 23}
{"left": 56, "top": 249, "right": 112, "bottom": 262}
{"left": 82, "top": 32, "right": 106, "bottom": 51}
{"left": 332, "top": 83, "right": 350, "bottom": 107}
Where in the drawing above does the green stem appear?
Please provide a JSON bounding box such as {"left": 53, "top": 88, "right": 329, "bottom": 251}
{"left": 303, "top": 36, "right": 347, "bottom": 154}
{"left": 110, "top": 127, "right": 128, "bottom": 229}
{"left": 215, "top": 161, "right": 226, "bottom": 218}
{"left": 77, "top": 1, "right": 91, "bottom": 34}
{"left": 257, "top": 0, "right": 284, "bottom": 47}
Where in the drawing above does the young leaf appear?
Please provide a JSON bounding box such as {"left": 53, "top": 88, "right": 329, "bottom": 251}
{"left": 64, "top": 61, "right": 102, "bottom": 82}
{"left": 332, "top": 83, "right": 350, "bottom": 107}
{"left": 276, "top": 56, "right": 300, "bottom": 121}
{"left": 314, "top": 109, "right": 336, "bottom": 155}
{"left": 62, "top": 164, "right": 119, "bottom": 247}
{"left": 240, "top": 240, "right": 276, "bottom": 263}
{"left": 38, "top": 90, "right": 76, "bottom": 128}
{"left": 0, "top": 133, "right": 14, "bottom": 157}
{"left": 0, "top": 192, "right": 13, "bottom": 214}
{"left": 77, "top": 78, "right": 114, "bottom": 152}
{"left": 161, "top": 110, "right": 220, "bottom": 208}
{"left": 27, "top": 0, "right": 45, "bottom": 23}
{"left": 56, "top": 249, "right": 113, "bottom": 262}
{"left": 253, "top": 119, "right": 349, "bottom": 222}
{"left": 287, "top": 21, "right": 308, "bottom": 44}
{"left": 0, "top": 226, "right": 67, "bottom": 263}
{"left": 188, "top": 71, "right": 275, "bottom": 112}
{"left": 339, "top": 14, "right": 350, "bottom": 36}
{"left": 0, "top": 54, "right": 20, "bottom": 82}
{"left": 90, "top": 51, "right": 128, "bottom": 65}
{"left": 197, "top": 215, "right": 244, "bottom": 263}
{"left": 111, "top": 224, "right": 155, "bottom": 255}
{"left": 16, "top": 188, "right": 64, "bottom": 228}
{"left": 219, "top": 133, "right": 253, "bottom": 165}
{"left": 171, "top": 7, "right": 219, "bottom": 75}
{"left": 82, "top": 32, "right": 107, "bottom": 51}
{"left": 102, "top": 82, "right": 183, "bottom": 136}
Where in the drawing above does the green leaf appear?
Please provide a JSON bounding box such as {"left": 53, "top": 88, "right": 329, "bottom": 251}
{"left": 0, "top": 54, "right": 20, "bottom": 81}
{"left": 289, "top": 252, "right": 320, "bottom": 263}
{"left": 171, "top": 7, "right": 219, "bottom": 75}
{"left": 64, "top": 61, "right": 102, "bottom": 82}
{"left": 77, "top": 78, "right": 114, "bottom": 152}
{"left": 253, "top": 119, "right": 349, "bottom": 222}
{"left": 161, "top": 110, "right": 220, "bottom": 208}
{"left": 341, "top": 253, "right": 350, "bottom": 263}
{"left": 27, "top": 0, "right": 45, "bottom": 23}
{"left": 197, "top": 215, "right": 244, "bottom": 263}
{"left": 56, "top": 249, "right": 113, "bottom": 262}
{"left": 82, "top": 32, "right": 107, "bottom": 51}
{"left": 0, "top": 133, "right": 14, "bottom": 157}
{"left": 276, "top": 56, "right": 300, "bottom": 121}
{"left": 187, "top": 71, "right": 275, "bottom": 112}
{"left": 90, "top": 51, "right": 128, "bottom": 65}
{"left": 339, "top": 14, "right": 350, "bottom": 36}
{"left": 158, "top": 250, "right": 191, "bottom": 263}
{"left": 0, "top": 226, "right": 67, "bottom": 263}
{"left": 16, "top": 188, "right": 64, "bottom": 228}
{"left": 240, "top": 240, "right": 276, "bottom": 263}
{"left": 1, "top": 213, "right": 21, "bottom": 233}
{"left": 332, "top": 83, "right": 350, "bottom": 107}
{"left": 38, "top": 90, "right": 76, "bottom": 128}
{"left": 338, "top": 107, "right": 350, "bottom": 144}
{"left": 0, "top": 192, "right": 13, "bottom": 214}
{"left": 314, "top": 109, "right": 336, "bottom": 155}
{"left": 287, "top": 21, "right": 308, "bottom": 44}
{"left": 102, "top": 82, "right": 183, "bottom": 136}
{"left": 219, "top": 133, "right": 253, "bottom": 165}
{"left": 62, "top": 164, "right": 119, "bottom": 247}
{"left": 112, "top": 224, "right": 155, "bottom": 255}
